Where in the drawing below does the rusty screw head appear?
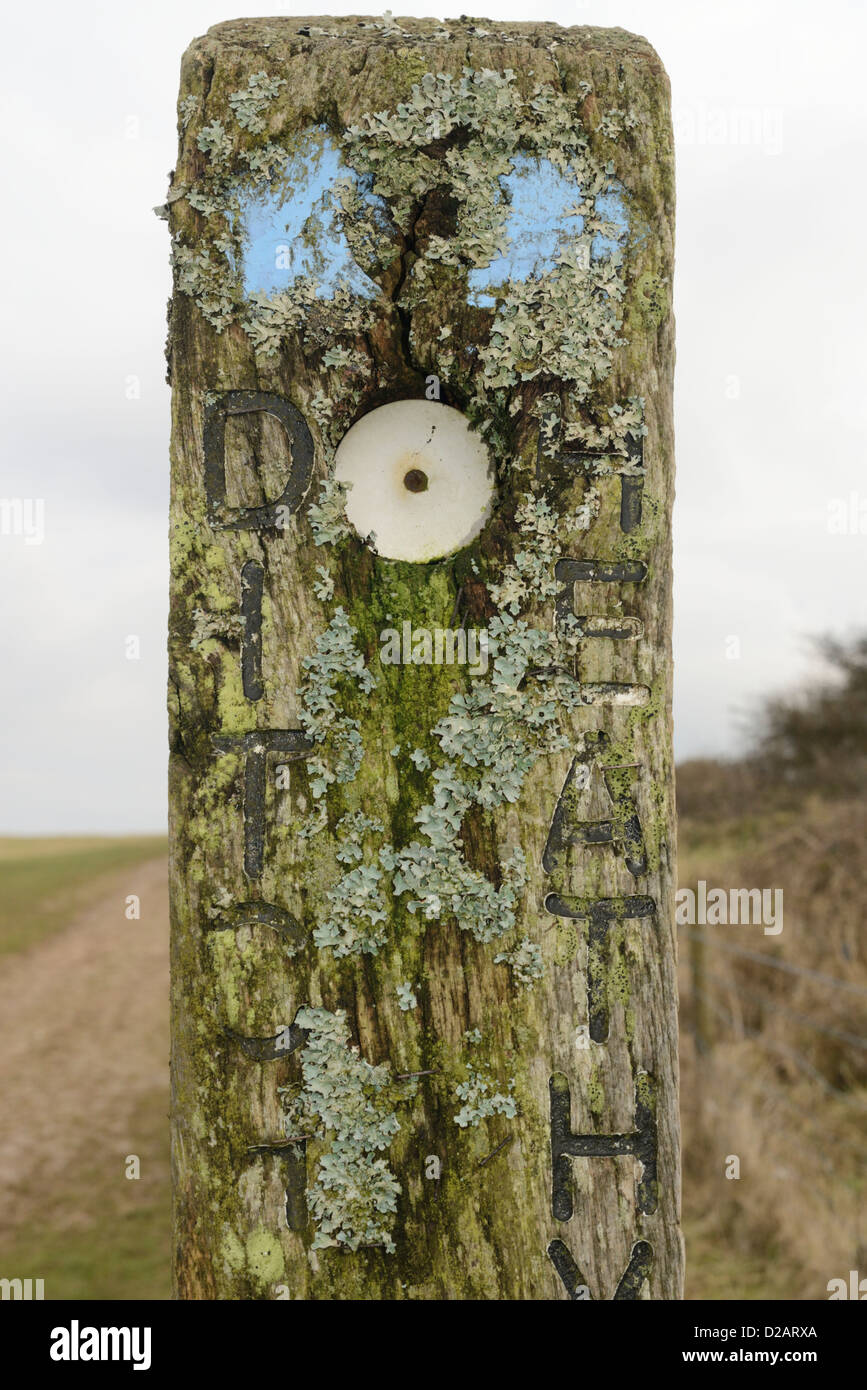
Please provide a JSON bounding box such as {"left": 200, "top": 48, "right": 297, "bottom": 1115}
{"left": 403, "top": 468, "right": 429, "bottom": 493}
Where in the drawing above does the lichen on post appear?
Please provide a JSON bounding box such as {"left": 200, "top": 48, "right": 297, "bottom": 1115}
{"left": 166, "top": 14, "right": 681, "bottom": 1300}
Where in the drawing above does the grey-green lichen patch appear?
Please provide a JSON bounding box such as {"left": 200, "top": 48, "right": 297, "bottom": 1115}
{"left": 305, "top": 765, "right": 396, "bottom": 963}
{"left": 172, "top": 78, "right": 395, "bottom": 344}
{"left": 384, "top": 601, "right": 596, "bottom": 888}
{"left": 562, "top": 394, "right": 647, "bottom": 457}
{"left": 297, "top": 607, "right": 375, "bottom": 807}
{"left": 312, "top": 564, "right": 334, "bottom": 602}
{"left": 245, "top": 278, "right": 378, "bottom": 358}
{"left": 454, "top": 1061, "right": 517, "bottom": 1129}
{"left": 597, "top": 107, "right": 640, "bottom": 140}
{"left": 342, "top": 464, "right": 611, "bottom": 954}
{"left": 495, "top": 937, "right": 544, "bottom": 989}
{"left": 308, "top": 479, "right": 354, "bottom": 547}
{"left": 342, "top": 67, "right": 629, "bottom": 400}
{"left": 228, "top": 72, "right": 286, "bottom": 133}
{"left": 334, "top": 810, "right": 385, "bottom": 863}
{"left": 284, "top": 1007, "right": 402, "bottom": 1252}
{"left": 396, "top": 981, "right": 418, "bottom": 1011}
{"left": 171, "top": 58, "right": 637, "bottom": 416}
{"left": 381, "top": 835, "right": 526, "bottom": 946}
{"left": 314, "top": 860, "right": 389, "bottom": 957}
{"left": 189, "top": 606, "right": 243, "bottom": 649}
{"left": 487, "top": 492, "right": 584, "bottom": 614}
{"left": 179, "top": 93, "right": 198, "bottom": 131}
{"left": 197, "top": 119, "right": 234, "bottom": 164}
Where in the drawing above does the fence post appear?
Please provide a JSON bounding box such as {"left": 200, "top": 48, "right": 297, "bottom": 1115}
{"left": 166, "top": 14, "right": 681, "bottom": 1300}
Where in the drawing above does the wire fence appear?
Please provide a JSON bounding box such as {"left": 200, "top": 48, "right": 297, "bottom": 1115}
{"left": 692, "top": 985, "right": 867, "bottom": 1154}
{"left": 680, "top": 925, "right": 867, "bottom": 1000}
{"left": 704, "top": 973, "right": 867, "bottom": 1054}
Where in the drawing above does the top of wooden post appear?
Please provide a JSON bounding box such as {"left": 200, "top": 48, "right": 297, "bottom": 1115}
{"left": 184, "top": 15, "right": 666, "bottom": 67}
{"left": 174, "top": 14, "right": 672, "bottom": 219}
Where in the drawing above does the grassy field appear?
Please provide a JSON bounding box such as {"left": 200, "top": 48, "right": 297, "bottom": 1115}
{"left": 0, "top": 837, "right": 171, "bottom": 1300}
{"left": 0, "top": 1088, "right": 171, "bottom": 1301}
{"left": 0, "top": 835, "right": 167, "bottom": 956}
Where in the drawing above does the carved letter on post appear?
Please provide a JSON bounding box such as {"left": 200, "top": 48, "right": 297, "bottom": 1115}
{"left": 167, "top": 16, "right": 681, "bottom": 1300}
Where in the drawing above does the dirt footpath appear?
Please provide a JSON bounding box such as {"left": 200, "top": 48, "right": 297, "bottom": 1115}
{"left": 0, "top": 858, "right": 169, "bottom": 1240}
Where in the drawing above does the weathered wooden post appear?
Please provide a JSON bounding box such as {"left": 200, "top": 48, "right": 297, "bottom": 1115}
{"left": 166, "top": 15, "right": 681, "bottom": 1300}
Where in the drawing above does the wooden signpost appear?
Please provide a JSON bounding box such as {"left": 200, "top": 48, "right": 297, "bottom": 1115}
{"left": 166, "top": 14, "right": 681, "bottom": 1300}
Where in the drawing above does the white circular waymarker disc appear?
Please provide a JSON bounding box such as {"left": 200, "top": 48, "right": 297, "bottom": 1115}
{"left": 333, "top": 400, "right": 495, "bottom": 562}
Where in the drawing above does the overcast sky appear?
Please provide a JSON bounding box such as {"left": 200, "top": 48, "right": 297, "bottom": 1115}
{"left": 1, "top": 0, "right": 864, "bottom": 833}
